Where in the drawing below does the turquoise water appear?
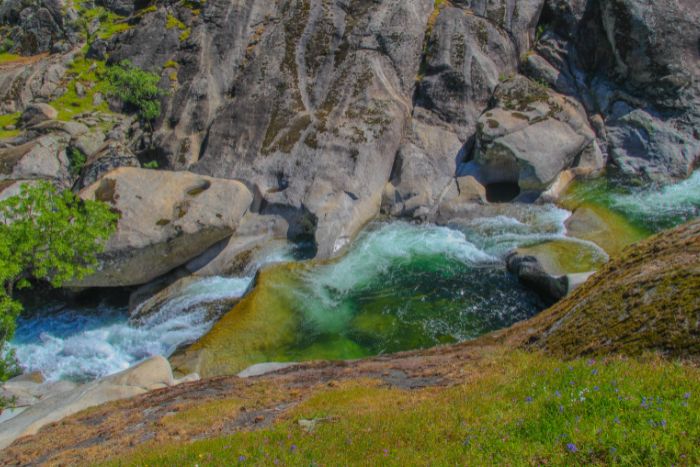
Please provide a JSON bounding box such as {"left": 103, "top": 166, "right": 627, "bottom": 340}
{"left": 188, "top": 210, "right": 600, "bottom": 374}
{"left": 565, "top": 170, "right": 700, "bottom": 232}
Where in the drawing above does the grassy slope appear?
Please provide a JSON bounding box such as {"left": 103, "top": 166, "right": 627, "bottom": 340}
{"left": 112, "top": 352, "right": 700, "bottom": 466}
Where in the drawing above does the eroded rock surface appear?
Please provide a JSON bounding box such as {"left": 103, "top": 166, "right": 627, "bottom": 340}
{"left": 73, "top": 167, "right": 253, "bottom": 287}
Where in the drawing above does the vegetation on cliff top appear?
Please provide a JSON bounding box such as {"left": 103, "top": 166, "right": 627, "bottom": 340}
{"left": 111, "top": 351, "right": 700, "bottom": 466}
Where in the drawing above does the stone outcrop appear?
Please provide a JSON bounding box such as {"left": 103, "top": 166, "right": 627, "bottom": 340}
{"left": 73, "top": 167, "right": 253, "bottom": 287}
{"left": 530, "top": 0, "right": 700, "bottom": 182}
{"left": 0, "top": 0, "right": 696, "bottom": 282}
{"left": 469, "top": 75, "right": 599, "bottom": 195}
{"left": 0, "top": 356, "right": 182, "bottom": 450}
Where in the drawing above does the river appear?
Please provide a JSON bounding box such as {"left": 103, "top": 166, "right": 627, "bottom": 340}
{"left": 10, "top": 171, "right": 700, "bottom": 381}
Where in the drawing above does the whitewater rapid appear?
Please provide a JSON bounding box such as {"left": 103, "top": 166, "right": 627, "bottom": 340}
{"left": 11, "top": 243, "right": 303, "bottom": 382}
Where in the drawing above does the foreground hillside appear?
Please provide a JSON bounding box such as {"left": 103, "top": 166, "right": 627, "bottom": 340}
{"left": 1, "top": 221, "right": 698, "bottom": 465}
{"left": 502, "top": 218, "right": 700, "bottom": 359}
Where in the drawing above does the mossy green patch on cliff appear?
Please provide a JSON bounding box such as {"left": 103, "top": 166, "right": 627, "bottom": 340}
{"left": 48, "top": 57, "right": 111, "bottom": 122}
{"left": 166, "top": 13, "right": 190, "bottom": 41}
{"left": 0, "top": 112, "right": 21, "bottom": 139}
{"left": 111, "top": 351, "right": 700, "bottom": 466}
{"left": 73, "top": 0, "right": 131, "bottom": 41}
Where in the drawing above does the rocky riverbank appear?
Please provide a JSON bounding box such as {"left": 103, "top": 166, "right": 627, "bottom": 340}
{"left": 0, "top": 0, "right": 699, "bottom": 462}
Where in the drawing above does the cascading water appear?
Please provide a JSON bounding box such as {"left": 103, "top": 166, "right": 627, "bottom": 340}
{"left": 11, "top": 276, "right": 253, "bottom": 382}
{"left": 610, "top": 170, "right": 700, "bottom": 230}
{"left": 10, "top": 242, "right": 305, "bottom": 382}
{"left": 564, "top": 169, "right": 700, "bottom": 232}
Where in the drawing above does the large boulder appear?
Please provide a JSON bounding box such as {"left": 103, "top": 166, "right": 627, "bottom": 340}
{"left": 73, "top": 167, "right": 253, "bottom": 287}
{"left": 0, "top": 133, "right": 71, "bottom": 186}
{"left": 471, "top": 75, "right": 597, "bottom": 194}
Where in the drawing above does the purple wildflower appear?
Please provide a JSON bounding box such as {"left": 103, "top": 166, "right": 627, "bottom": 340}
{"left": 587, "top": 359, "right": 596, "bottom": 366}
{"left": 559, "top": 405, "right": 564, "bottom": 413}
{"left": 683, "top": 392, "right": 691, "bottom": 399}
{"left": 290, "top": 444, "right": 297, "bottom": 452}
{"left": 525, "top": 396, "right": 533, "bottom": 403}
{"left": 661, "top": 419, "right": 667, "bottom": 428}
{"left": 238, "top": 455, "right": 246, "bottom": 462}
{"left": 566, "top": 443, "right": 578, "bottom": 453}
{"left": 591, "top": 369, "right": 598, "bottom": 376}
{"left": 613, "top": 417, "right": 620, "bottom": 424}
{"left": 555, "top": 390, "right": 562, "bottom": 398}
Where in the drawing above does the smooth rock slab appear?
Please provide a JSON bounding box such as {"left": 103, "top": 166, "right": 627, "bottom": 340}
{"left": 0, "top": 356, "right": 174, "bottom": 450}
{"left": 237, "top": 362, "right": 299, "bottom": 378}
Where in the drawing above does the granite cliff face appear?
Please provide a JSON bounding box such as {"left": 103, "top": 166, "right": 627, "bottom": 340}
{"left": 0, "top": 0, "right": 698, "bottom": 280}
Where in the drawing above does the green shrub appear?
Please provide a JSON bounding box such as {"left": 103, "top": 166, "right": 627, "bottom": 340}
{"left": 67, "top": 147, "right": 87, "bottom": 177}
{"left": 0, "top": 181, "right": 118, "bottom": 386}
{"left": 106, "top": 60, "right": 165, "bottom": 122}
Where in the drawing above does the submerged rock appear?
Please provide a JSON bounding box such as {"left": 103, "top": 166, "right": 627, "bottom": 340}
{"left": 506, "top": 252, "right": 568, "bottom": 305}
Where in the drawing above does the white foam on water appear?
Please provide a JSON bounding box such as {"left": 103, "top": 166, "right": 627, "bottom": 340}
{"left": 611, "top": 170, "right": 700, "bottom": 226}
{"left": 11, "top": 276, "right": 253, "bottom": 382}
{"left": 301, "top": 222, "right": 497, "bottom": 304}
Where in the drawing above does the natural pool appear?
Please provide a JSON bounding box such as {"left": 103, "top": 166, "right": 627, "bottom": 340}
{"left": 11, "top": 171, "right": 700, "bottom": 381}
